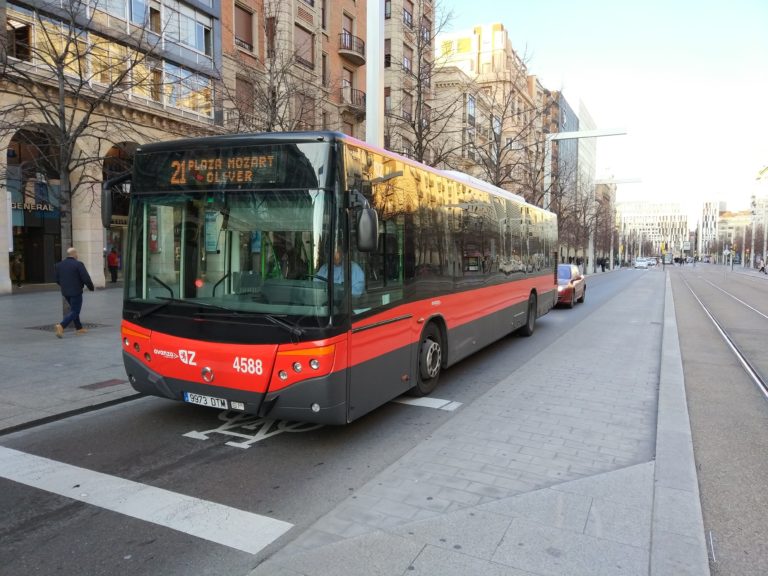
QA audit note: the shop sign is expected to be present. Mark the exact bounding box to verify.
[11,202,55,212]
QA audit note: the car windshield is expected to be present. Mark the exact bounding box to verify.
[557,265,572,279]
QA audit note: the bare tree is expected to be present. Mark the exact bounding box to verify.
[219,1,321,133]
[384,0,465,166]
[462,51,548,199]
[0,0,171,253]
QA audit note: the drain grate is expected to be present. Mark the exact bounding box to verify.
[28,322,111,332]
[80,379,128,390]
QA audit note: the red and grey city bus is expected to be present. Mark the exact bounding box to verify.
[103,131,557,424]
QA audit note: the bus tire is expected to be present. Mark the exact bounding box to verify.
[518,293,537,337]
[409,323,443,396]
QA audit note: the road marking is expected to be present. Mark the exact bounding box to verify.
[184,412,323,449]
[392,396,462,411]
[0,446,292,554]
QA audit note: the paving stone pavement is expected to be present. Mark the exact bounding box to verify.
[0,272,710,575]
[249,271,710,576]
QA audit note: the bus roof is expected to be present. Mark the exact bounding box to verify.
[134,130,550,213]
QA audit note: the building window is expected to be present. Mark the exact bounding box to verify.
[321,0,327,29]
[403,0,413,28]
[6,19,32,61]
[234,5,254,51]
[235,76,254,117]
[295,92,315,129]
[164,62,213,116]
[321,53,329,86]
[133,57,162,101]
[341,67,353,103]
[466,94,476,126]
[384,86,391,113]
[294,24,314,69]
[385,0,391,19]
[402,91,412,122]
[384,38,391,67]
[265,17,276,58]
[164,1,213,56]
[402,137,413,157]
[402,44,412,74]
[420,17,431,44]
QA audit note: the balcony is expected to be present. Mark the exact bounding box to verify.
[340,86,366,118]
[338,33,366,66]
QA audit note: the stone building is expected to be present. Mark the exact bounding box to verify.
[1,0,367,294]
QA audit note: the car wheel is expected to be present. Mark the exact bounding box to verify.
[518,293,537,337]
[578,287,585,303]
[408,323,443,397]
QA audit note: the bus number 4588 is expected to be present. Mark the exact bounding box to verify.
[233,357,263,375]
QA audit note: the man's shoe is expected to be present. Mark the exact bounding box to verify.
[54,324,64,338]
[76,328,88,335]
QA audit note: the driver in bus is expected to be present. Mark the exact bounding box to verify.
[316,246,365,297]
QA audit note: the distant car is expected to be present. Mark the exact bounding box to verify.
[634,258,649,269]
[557,264,586,308]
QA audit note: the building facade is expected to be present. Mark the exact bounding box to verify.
[1,0,368,293]
[616,201,689,263]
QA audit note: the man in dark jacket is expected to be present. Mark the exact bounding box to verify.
[54,247,95,338]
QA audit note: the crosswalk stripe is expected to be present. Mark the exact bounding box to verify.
[0,446,292,554]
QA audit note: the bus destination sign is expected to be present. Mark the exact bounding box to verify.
[169,153,278,186]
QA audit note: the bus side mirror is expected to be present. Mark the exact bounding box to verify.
[357,207,378,252]
[101,183,112,229]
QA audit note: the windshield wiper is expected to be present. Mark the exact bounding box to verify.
[265,314,304,340]
[132,297,232,320]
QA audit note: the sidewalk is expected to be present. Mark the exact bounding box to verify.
[0,273,711,575]
[250,271,710,576]
[0,283,138,434]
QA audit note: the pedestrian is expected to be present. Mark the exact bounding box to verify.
[107,246,119,283]
[11,254,23,288]
[54,247,95,338]
[759,257,766,274]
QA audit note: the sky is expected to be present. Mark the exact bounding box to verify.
[441,0,768,225]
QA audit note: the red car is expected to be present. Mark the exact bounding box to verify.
[557,264,586,308]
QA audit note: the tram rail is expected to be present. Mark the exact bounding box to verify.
[679,269,768,400]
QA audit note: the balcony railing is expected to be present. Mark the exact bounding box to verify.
[341,86,366,110]
[338,32,366,66]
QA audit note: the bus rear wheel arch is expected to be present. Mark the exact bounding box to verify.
[409,321,444,397]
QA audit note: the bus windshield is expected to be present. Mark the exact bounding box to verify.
[124,141,345,322]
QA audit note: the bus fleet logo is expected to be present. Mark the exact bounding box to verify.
[153,348,178,359]
[152,348,197,366]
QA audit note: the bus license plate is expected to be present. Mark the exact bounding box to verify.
[183,392,228,410]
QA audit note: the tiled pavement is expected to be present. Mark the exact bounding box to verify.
[0,270,711,575]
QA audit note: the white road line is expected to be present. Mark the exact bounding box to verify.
[392,396,462,411]
[0,446,292,554]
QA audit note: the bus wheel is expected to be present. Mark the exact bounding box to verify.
[519,294,537,337]
[410,323,442,396]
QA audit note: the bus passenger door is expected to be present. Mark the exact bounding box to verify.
[347,220,413,421]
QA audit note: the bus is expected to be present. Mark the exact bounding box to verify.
[103,131,558,425]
